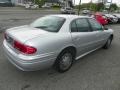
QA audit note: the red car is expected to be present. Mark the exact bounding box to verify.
[93,13,108,25]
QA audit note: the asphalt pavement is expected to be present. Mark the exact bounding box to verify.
[0,7,120,90]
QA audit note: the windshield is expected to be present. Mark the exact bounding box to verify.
[30,16,66,32]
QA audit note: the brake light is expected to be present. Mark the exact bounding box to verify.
[14,40,37,54]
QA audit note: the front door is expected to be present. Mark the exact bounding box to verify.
[88,18,108,47]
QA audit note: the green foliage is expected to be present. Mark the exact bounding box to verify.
[96,3,104,11]
[33,0,47,7]
[52,5,61,8]
[110,3,118,11]
[90,3,97,11]
[75,3,98,11]
[75,3,117,12]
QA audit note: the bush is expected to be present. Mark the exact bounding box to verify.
[52,5,61,8]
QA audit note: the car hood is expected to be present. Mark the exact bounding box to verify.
[6,25,52,43]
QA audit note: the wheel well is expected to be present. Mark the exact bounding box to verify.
[110,34,113,40]
[53,46,77,68]
[60,46,77,58]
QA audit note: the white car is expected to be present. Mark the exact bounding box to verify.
[60,7,75,14]
[3,15,113,72]
[82,10,90,14]
[25,3,39,9]
[104,14,118,23]
[42,4,51,8]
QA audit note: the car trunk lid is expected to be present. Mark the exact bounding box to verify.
[6,25,49,43]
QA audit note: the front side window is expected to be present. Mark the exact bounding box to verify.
[76,18,90,32]
[30,16,66,32]
[88,19,103,31]
[71,21,77,32]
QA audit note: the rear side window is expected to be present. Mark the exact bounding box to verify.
[71,18,90,32]
[88,19,103,31]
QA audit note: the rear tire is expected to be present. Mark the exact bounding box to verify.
[54,50,75,73]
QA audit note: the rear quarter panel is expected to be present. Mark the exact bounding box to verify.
[25,32,74,58]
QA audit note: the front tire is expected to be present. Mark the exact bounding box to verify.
[103,36,113,49]
[54,50,74,73]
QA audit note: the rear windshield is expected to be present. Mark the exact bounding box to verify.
[30,16,66,32]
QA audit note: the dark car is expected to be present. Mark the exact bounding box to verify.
[0,0,13,7]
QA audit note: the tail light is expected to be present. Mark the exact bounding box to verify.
[14,40,37,54]
[4,33,37,54]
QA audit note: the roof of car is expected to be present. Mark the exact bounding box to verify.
[48,14,90,19]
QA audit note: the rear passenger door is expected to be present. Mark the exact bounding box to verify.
[71,18,99,57]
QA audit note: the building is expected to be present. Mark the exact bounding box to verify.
[11,0,30,5]
[97,0,108,4]
[11,0,73,7]
[11,0,59,5]
[59,0,73,7]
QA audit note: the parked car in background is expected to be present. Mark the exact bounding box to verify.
[42,3,51,8]
[104,14,118,24]
[102,10,108,13]
[82,10,90,14]
[92,13,108,25]
[60,7,75,14]
[3,15,113,73]
[25,2,39,9]
[113,14,120,23]
[114,10,120,13]
[0,0,13,7]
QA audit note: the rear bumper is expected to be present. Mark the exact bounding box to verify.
[3,40,56,71]
[61,11,75,14]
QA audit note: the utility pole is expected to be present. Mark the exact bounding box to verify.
[34,0,35,4]
[90,0,92,11]
[74,0,75,6]
[78,0,81,15]
[108,0,112,13]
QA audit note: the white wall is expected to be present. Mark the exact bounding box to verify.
[11,0,24,5]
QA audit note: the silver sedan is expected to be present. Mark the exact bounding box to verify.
[3,15,113,72]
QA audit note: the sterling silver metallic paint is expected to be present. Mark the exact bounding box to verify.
[3,15,113,71]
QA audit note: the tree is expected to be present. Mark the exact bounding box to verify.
[75,2,105,12]
[110,3,118,11]
[90,3,97,11]
[96,3,104,11]
[33,0,47,7]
